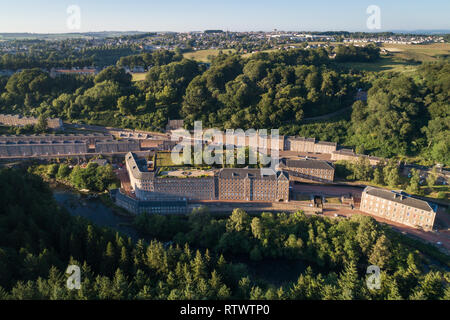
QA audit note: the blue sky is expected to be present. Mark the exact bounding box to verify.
[0,0,449,33]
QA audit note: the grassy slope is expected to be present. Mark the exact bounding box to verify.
[342,43,450,73]
[131,72,147,82]
[183,49,236,63]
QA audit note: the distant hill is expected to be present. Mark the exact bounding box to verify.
[388,29,450,35]
[0,31,147,40]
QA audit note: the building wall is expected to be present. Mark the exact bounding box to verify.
[331,151,381,166]
[283,166,334,183]
[212,132,284,151]
[218,176,289,202]
[95,140,141,153]
[0,141,88,157]
[315,142,338,154]
[360,190,436,231]
[131,176,215,201]
[0,133,112,144]
[153,177,215,200]
[112,189,188,215]
[125,154,154,197]
[126,154,289,202]
[0,114,63,129]
[285,137,337,154]
[125,152,215,201]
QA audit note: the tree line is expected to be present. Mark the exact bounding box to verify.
[0,47,448,165]
[29,162,120,192]
[0,168,448,300]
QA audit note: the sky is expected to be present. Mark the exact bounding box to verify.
[0,0,449,33]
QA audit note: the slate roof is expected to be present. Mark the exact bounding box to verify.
[363,186,434,212]
[281,158,334,170]
[218,168,288,180]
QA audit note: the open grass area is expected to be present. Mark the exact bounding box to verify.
[131,72,147,82]
[338,56,419,73]
[155,151,178,167]
[241,48,279,58]
[183,49,236,62]
[382,43,450,62]
[325,197,342,204]
[421,185,449,202]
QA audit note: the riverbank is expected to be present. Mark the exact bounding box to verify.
[45,176,135,218]
[53,188,141,241]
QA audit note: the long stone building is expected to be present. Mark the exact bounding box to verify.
[360,186,437,231]
[125,152,215,200]
[168,129,388,168]
[110,189,188,215]
[206,131,337,154]
[95,139,141,153]
[0,114,63,130]
[331,149,382,165]
[217,168,289,202]
[0,135,141,158]
[284,136,337,154]
[0,133,112,145]
[279,158,335,183]
[0,140,88,157]
[124,152,289,203]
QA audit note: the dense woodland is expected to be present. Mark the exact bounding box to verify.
[0,43,141,69]
[0,168,448,300]
[0,45,448,165]
[30,162,120,192]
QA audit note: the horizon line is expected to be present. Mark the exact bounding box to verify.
[1,29,450,35]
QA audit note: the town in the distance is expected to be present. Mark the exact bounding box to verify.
[0,25,449,302]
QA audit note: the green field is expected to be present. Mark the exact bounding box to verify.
[183,49,236,62]
[335,43,450,73]
[382,43,450,62]
[155,151,177,167]
[338,56,419,73]
[131,72,147,82]
[241,48,279,58]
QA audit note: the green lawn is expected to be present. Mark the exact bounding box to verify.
[183,49,236,63]
[131,72,147,82]
[156,152,178,167]
[382,43,450,62]
[337,56,419,73]
[325,197,342,204]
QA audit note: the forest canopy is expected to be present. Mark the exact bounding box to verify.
[0,47,448,164]
[0,169,448,300]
